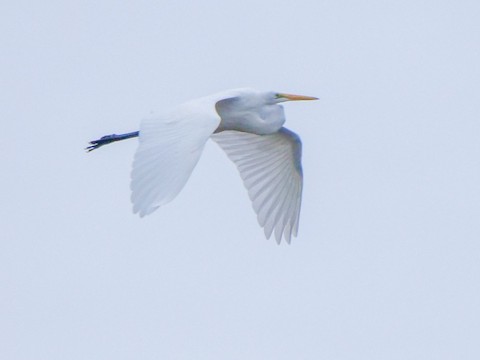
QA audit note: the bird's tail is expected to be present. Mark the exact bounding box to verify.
[86,131,139,152]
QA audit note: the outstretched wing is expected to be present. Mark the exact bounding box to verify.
[131,104,221,217]
[212,127,303,244]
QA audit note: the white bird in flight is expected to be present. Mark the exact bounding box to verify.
[87,88,318,243]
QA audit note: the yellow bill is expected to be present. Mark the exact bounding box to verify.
[278,93,318,101]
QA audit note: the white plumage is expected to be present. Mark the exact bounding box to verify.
[88,88,317,244]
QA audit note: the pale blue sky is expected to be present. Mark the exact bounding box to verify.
[1,1,479,359]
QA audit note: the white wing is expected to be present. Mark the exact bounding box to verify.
[212,127,303,244]
[131,103,221,217]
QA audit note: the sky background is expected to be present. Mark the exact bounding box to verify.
[1,1,479,359]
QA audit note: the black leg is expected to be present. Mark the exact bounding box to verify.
[86,131,139,152]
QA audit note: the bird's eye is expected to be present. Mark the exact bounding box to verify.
[275,93,282,99]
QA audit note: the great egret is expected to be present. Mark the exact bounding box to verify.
[87,88,318,243]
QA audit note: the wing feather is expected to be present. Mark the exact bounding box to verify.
[131,104,221,217]
[212,127,303,244]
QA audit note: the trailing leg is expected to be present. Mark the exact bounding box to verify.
[86,131,139,152]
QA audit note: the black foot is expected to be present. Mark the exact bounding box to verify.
[86,134,119,152]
